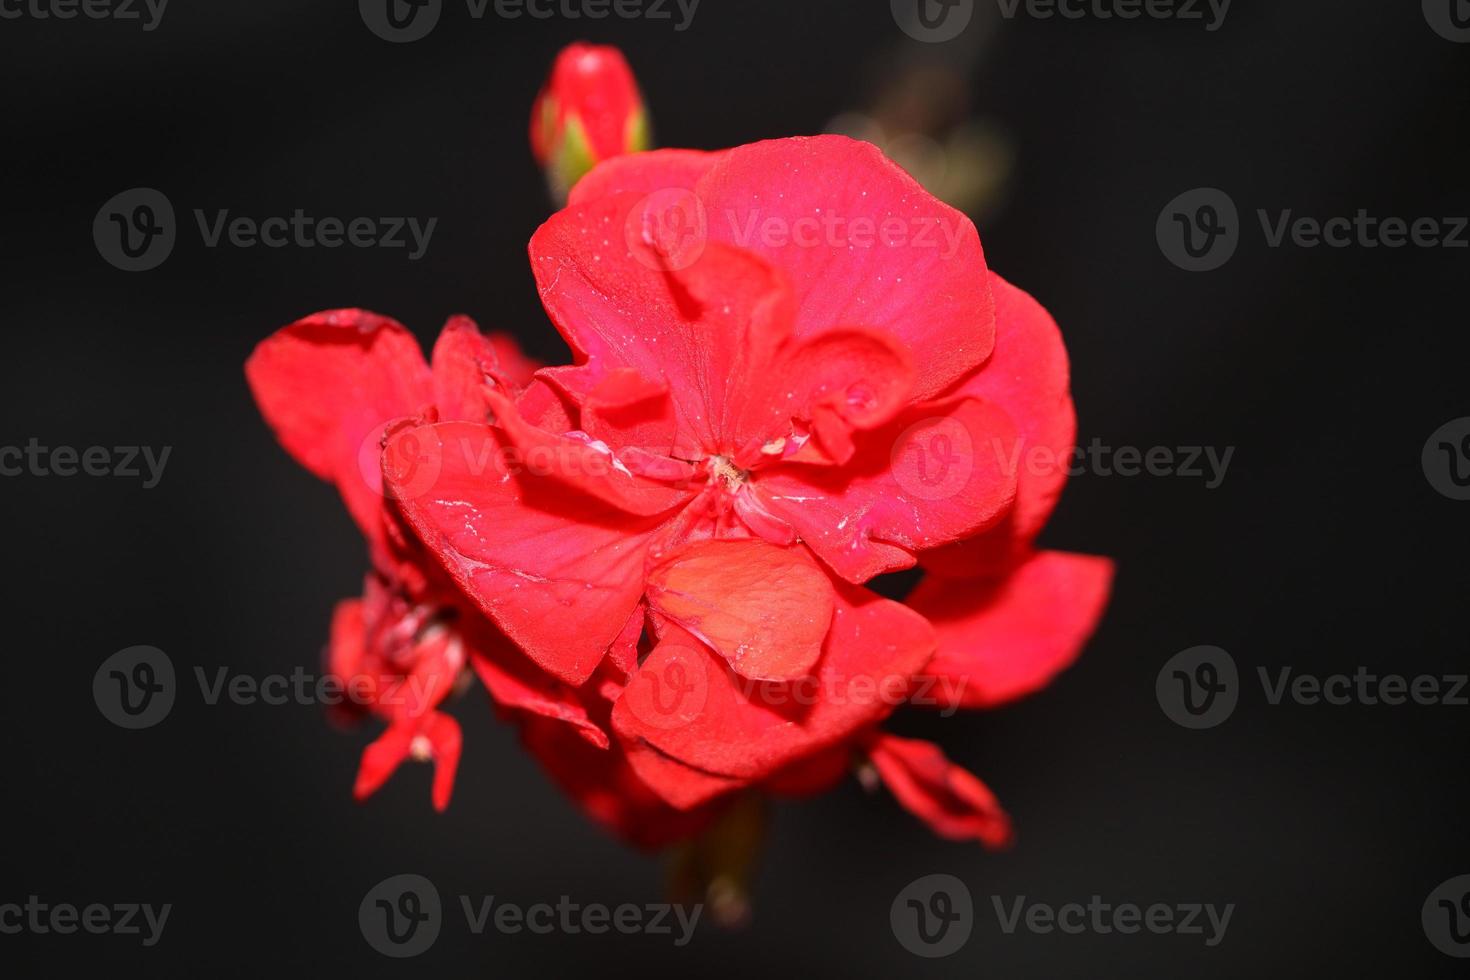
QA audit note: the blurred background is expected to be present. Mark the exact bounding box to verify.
[2,0,1468,975]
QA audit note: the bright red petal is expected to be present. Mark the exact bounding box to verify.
[922,272,1077,574]
[866,733,1012,846]
[430,315,505,422]
[353,710,462,812]
[382,420,665,686]
[646,539,836,681]
[532,192,797,456]
[245,309,431,546]
[612,585,934,779]
[696,135,994,399]
[483,384,693,518]
[752,398,1019,584]
[909,550,1114,709]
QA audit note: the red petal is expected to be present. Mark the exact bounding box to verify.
[532,189,798,457]
[353,723,409,803]
[382,420,664,685]
[752,398,1019,584]
[245,309,431,546]
[726,325,914,469]
[910,550,1114,709]
[866,733,1012,846]
[430,315,506,422]
[327,598,368,693]
[923,272,1077,574]
[482,384,692,518]
[424,711,463,812]
[620,736,748,810]
[612,584,934,779]
[695,135,994,399]
[646,539,835,681]
[486,333,543,390]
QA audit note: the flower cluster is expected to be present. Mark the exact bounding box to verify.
[245,52,1111,854]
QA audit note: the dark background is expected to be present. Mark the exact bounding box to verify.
[2,0,1467,976]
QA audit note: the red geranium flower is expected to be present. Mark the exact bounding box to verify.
[370,134,1112,840]
[246,41,1112,853]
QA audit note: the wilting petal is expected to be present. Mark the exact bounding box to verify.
[353,710,462,812]
[866,733,1012,846]
[696,135,994,399]
[752,398,1018,584]
[910,550,1114,708]
[382,420,665,686]
[923,272,1077,574]
[245,308,431,546]
[612,585,934,779]
[646,539,836,681]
